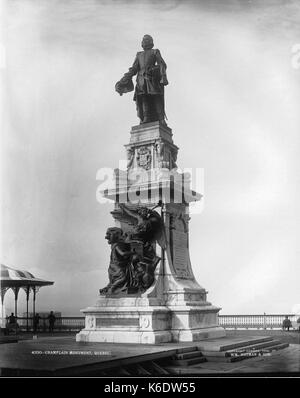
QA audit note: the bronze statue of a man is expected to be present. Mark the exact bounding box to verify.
[115,35,169,124]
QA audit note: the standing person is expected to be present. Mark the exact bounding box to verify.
[282,316,292,331]
[8,312,16,325]
[6,313,19,334]
[47,311,56,333]
[33,313,41,333]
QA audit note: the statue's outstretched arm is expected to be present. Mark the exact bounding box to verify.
[125,54,139,78]
[115,55,138,95]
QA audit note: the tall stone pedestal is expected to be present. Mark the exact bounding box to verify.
[75,297,172,344]
[76,122,225,343]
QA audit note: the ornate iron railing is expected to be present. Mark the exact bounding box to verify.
[1,316,85,332]
[218,314,299,329]
[1,314,300,332]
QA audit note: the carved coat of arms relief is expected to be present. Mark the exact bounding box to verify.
[136,146,152,170]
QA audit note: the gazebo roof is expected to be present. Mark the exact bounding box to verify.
[0,264,54,289]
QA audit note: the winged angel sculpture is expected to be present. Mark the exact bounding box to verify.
[100,203,166,296]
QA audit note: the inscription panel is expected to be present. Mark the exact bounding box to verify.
[96,318,139,328]
[172,218,192,279]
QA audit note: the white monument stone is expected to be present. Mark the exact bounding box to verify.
[76,122,225,343]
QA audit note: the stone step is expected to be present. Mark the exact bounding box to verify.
[264,342,289,351]
[171,356,207,366]
[175,351,204,360]
[217,337,274,352]
[205,355,250,363]
[201,350,231,358]
[202,339,288,357]
[204,336,274,352]
[175,346,199,354]
[227,339,282,354]
[227,342,289,360]
[202,341,289,362]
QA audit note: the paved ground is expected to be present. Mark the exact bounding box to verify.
[229,344,300,374]
[166,345,300,375]
[166,330,300,375]
[0,332,299,376]
[6,329,300,344]
[0,335,181,375]
[225,329,300,346]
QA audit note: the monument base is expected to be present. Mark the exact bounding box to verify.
[76,297,225,344]
[76,121,226,344]
[76,297,172,344]
[76,329,172,344]
[169,304,226,342]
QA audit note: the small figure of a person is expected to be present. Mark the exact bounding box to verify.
[47,311,56,333]
[33,313,41,333]
[8,312,16,325]
[6,313,19,334]
[282,316,292,331]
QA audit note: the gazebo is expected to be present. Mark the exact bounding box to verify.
[0,264,54,329]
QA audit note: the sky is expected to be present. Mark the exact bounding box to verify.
[1,0,300,316]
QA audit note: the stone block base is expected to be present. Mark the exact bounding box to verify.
[76,330,172,344]
[168,304,226,342]
[76,299,225,344]
[75,300,173,344]
[171,326,226,342]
